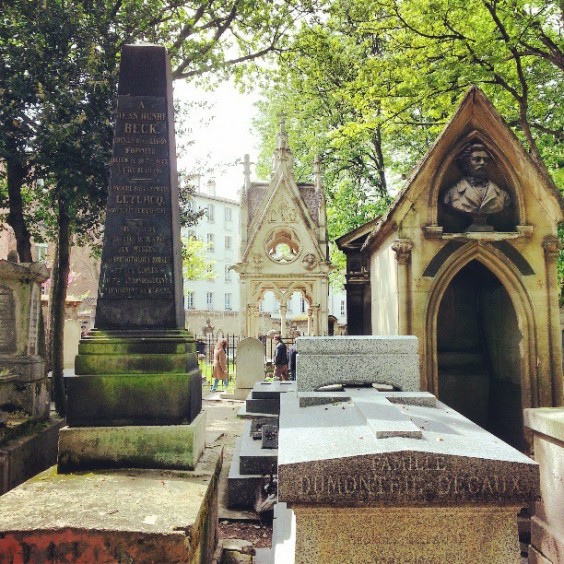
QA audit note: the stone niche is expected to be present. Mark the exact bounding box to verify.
[0,260,49,420]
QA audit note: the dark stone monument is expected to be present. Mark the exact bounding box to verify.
[261,424,278,449]
[61,45,203,471]
[95,46,184,330]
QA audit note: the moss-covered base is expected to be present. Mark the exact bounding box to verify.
[58,412,206,472]
[0,446,222,564]
[67,330,202,426]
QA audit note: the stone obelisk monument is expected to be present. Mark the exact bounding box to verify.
[59,45,204,471]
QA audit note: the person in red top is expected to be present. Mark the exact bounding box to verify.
[211,338,228,392]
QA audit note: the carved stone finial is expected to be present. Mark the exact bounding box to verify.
[392,239,414,265]
[313,155,323,193]
[272,116,294,174]
[542,235,560,261]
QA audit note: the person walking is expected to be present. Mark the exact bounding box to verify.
[273,334,289,381]
[288,331,300,380]
[211,338,228,392]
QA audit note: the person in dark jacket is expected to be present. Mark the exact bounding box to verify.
[288,331,300,380]
[273,334,289,381]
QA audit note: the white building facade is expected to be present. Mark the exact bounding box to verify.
[183,181,241,318]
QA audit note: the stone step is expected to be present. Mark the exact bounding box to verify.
[245,397,280,415]
[251,381,296,399]
[227,437,264,510]
[254,547,273,564]
[271,502,295,564]
[239,428,278,475]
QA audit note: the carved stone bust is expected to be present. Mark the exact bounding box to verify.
[443,142,511,231]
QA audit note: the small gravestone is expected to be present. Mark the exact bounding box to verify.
[251,417,278,440]
[234,337,264,400]
[261,424,278,449]
[0,261,49,420]
[60,45,204,473]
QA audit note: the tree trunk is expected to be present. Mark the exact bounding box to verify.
[50,199,71,416]
[6,157,33,262]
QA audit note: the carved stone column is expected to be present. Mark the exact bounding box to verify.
[392,239,414,335]
[307,307,313,336]
[542,235,563,405]
[310,304,320,336]
[279,304,288,339]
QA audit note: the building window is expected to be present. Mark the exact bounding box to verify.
[225,207,232,222]
[225,293,232,311]
[206,292,213,310]
[340,300,346,316]
[225,235,232,250]
[206,233,215,252]
[186,291,195,309]
[300,297,306,314]
[207,265,215,279]
[206,204,215,222]
[225,266,232,282]
[34,243,48,263]
[187,230,196,240]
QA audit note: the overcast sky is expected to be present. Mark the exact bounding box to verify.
[174,80,260,201]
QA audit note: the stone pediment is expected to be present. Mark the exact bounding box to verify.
[239,125,328,274]
[243,174,324,267]
[363,86,564,252]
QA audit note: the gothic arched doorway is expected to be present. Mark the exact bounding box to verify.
[436,260,524,450]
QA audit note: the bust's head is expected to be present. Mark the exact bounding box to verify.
[456,142,491,183]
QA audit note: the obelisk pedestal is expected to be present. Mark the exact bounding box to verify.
[59,45,204,472]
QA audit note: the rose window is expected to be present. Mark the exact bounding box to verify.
[266,228,300,264]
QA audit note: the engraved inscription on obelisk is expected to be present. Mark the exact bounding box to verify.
[0,286,16,354]
[95,45,184,330]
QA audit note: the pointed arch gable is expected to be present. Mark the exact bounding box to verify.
[243,170,323,264]
[423,242,538,411]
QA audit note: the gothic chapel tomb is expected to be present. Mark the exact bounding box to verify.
[234,120,331,338]
[350,87,563,452]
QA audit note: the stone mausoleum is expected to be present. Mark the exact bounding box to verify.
[339,87,563,451]
[234,121,331,338]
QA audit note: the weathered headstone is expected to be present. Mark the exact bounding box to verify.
[274,386,540,563]
[296,336,420,392]
[261,424,278,449]
[60,45,203,472]
[0,260,49,419]
[234,337,264,400]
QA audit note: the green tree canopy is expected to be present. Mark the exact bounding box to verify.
[254,0,563,231]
